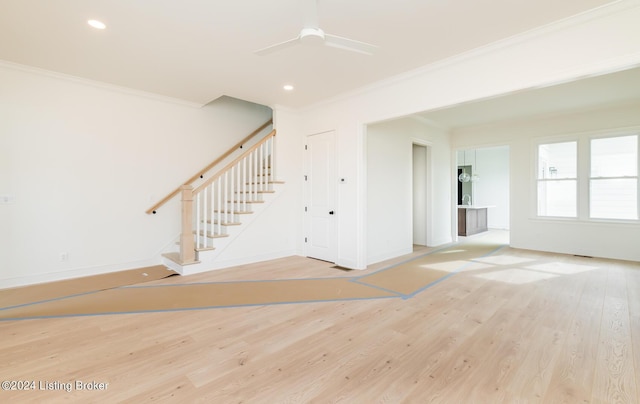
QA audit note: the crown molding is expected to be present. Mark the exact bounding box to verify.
[0,59,204,108]
[408,115,451,131]
[302,0,640,113]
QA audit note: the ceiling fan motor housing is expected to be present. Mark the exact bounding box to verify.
[300,27,325,45]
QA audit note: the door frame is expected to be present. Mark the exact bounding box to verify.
[453,144,511,242]
[412,143,428,246]
[304,130,338,263]
[411,139,433,247]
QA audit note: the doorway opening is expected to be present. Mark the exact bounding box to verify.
[455,146,510,242]
[413,143,428,246]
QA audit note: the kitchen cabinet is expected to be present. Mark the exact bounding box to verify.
[458,206,489,236]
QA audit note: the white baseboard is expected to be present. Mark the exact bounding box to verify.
[367,247,414,267]
[335,258,363,270]
[179,249,298,276]
[0,257,162,289]
[430,237,453,247]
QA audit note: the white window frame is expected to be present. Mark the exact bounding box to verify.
[534,128,640,224]
[535,140,578,219]
[587,132,639,221]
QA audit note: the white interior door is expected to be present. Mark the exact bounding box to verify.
[306,131,337,263]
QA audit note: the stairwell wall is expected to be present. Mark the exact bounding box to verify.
[0,63,271,287]
[196,106,304,269]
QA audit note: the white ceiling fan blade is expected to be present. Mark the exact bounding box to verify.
[255,37,300,56]
[255,0,378,57]
[324,33,377,56]
[303,0,319,28]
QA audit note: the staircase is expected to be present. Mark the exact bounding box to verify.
[149,121,283,275]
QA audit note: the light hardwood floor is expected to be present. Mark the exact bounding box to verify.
[1,237,639,403]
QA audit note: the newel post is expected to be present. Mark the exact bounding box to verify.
[179,185,197,264]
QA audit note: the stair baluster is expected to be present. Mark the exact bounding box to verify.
[178,130,276,264]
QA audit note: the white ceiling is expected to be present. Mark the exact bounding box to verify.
[0,0,620,109]
[419,65,640,130]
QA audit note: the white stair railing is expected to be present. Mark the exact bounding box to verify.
[147,119,272,215]
[178,130,276,263]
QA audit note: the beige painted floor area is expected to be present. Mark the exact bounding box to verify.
[0,231,508,321]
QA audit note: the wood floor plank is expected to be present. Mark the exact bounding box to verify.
[625,262,640,404]
[543,264,607,404]
[592,265,638,404]
[1,232,640,403]
[402,275,538,402]
[500,256,595,402]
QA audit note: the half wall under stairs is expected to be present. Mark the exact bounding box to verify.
[148,121,284,276]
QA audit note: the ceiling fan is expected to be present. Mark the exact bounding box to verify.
[255,0,378,56]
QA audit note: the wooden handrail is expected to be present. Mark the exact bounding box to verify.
[193,129,276,194]
[146,119,273,214]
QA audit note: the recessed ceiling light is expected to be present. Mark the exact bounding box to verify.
[88,19,106,30]
[283,84,294,91]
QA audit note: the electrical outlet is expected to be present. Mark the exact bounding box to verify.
[0,195,15,204]
[60,252,69,262]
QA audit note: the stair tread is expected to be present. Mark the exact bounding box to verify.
[213,210,253,214]
[228,200,264,203]
[194,230,230,238]
[162,252,200,266]
[245,180,285,185]
[205,220,242,226]
[234,190,275,194]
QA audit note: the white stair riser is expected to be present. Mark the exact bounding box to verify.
[162,183,283,275]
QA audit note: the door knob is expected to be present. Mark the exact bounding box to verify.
[329,211,334,215]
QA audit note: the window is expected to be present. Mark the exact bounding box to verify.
[590,135,638,220]
[535,132,640,222]
[537,141,577,217]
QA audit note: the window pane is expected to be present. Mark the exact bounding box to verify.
[591,135,637,177]
[538,180,576,217]
[538,142,577,179]
[590,179,638,220]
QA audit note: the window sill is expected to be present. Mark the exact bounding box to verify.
[530,216,640,227]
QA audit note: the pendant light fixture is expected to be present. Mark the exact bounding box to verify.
[459,150,470,182]
[471,149,480,182]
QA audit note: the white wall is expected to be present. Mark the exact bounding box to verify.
[0,64,272,287]
[4,1,639,283]
[205,106,304,268]
[453,102,640,261]
[291,1,640,268]
[475,147,510,229]
[366,117,451,264]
